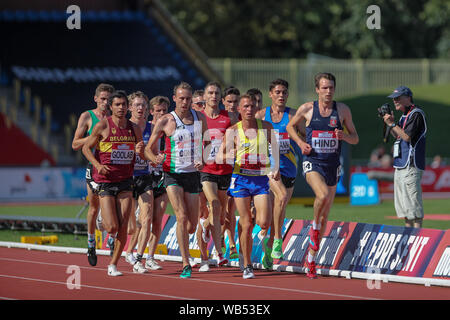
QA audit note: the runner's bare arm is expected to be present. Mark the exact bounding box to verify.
[263,121,280,180]
[81,120,110,175]
[286,103,313,155]
[336,103,359,145]
[72,111,91,150]
[144,115,169,163]
[217,125,237,166]
[132,123,145,159]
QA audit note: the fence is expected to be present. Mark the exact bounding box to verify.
[209,58,450,107]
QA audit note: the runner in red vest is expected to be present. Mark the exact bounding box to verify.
[82,90,145,276]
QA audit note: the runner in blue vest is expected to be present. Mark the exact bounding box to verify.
[383,86,427,228]
[255,79,300,269]
[287,73,359,279]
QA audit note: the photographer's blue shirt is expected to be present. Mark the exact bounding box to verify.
[393,106,427,170]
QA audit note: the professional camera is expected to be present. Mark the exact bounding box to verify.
[377,103,392,118]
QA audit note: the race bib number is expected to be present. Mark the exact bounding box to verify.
[311,130,338,154]
[134,154,149,171]
[111,143,135,164]
[206,138,222,162]
[277,132,291,154]
[303,161,312,173]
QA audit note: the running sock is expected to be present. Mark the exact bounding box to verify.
[312,221,321,231]
[87,233,96,248]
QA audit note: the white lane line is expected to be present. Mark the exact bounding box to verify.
[0,274,195,300]
[0,257,381,300]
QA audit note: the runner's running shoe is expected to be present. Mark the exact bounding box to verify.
[87,247,97,266]
[305,259,318,279]
[243,265,255,279]
[261,237,273,270]
[180,265,192,278]
[229,245,239,260]
[271,238,283,259]
[133,261,148,274]
[125,253,136,265]
[145,257,162,270]
[199,260,210,272]
[107,264,123,277]
[217,254,229,266]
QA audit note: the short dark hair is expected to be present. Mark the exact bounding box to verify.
[108,90,128,107]
[247,88,262,97]
[314,72,336,88]
[269,79,289,91]
[223,86,240,97]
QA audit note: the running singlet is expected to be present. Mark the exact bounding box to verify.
[87,110,100,136]
[264,106,298,178]
[133,122,152,176]
[93,116,137,183]
[201,109,233,175]
[233,120,270,176]
[304,101,342,166]
[163,110,202,173]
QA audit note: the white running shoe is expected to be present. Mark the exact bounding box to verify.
[125,253,137,266]
[145,257,162,270]
[199,260,210,272]
[107,264,123,277]
[243,265,255,279]
[133,262,148,274]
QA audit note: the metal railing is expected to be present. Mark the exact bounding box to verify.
[210,58,450,107]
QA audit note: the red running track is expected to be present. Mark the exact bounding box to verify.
[0,247,449,301]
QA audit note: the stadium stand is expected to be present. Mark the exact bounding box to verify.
[0,1,223,165]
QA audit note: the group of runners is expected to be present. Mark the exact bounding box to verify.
[72,72,359,279]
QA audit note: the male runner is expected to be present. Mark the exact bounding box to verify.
[145,82,208,278]
[72,83,114,266]
[286,73,359,279]
[82,90,145,276]
[123,91,153,274]
[198,82,235,269]
[219,94,279,279]
[255,79,299,269]
[192,90,205,112]
[145,96,170,271]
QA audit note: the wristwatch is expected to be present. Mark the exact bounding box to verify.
[389,123,396,128]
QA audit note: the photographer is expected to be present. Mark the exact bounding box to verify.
[382,86,427,228]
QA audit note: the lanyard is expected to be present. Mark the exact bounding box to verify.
[401,105,415,130]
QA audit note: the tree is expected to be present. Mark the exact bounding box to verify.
[161,0,450,59]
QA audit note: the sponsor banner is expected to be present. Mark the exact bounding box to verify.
[0,167,86,201]
[422,230,450,279]
[279,220,357,269]
[159,215,292,263]
[351,166,450,194]
[338,224,444,277]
